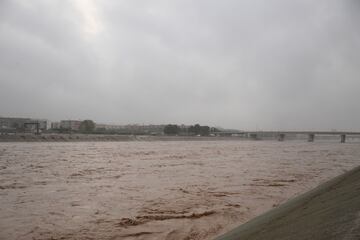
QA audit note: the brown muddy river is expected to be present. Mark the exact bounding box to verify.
[0,140,359,240]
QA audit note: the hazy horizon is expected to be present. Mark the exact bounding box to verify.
[1,0,360,131]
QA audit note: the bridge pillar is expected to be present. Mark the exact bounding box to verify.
[278,133,285,141]
[340,134,346,143]
[308,134,315,142]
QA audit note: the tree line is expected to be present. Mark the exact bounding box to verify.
[164,124,218,136]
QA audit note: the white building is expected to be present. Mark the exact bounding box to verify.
[60,120,82,131]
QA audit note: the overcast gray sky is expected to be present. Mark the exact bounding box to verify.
[0,0,359,130]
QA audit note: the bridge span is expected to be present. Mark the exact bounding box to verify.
[214,131,360,143]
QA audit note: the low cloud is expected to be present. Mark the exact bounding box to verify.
[1,0,359,130]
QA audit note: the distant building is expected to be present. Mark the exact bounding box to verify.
[0,117,48,132]
[31,119,48,130]
[0,117,30,130]
[60,120,82,131]
[51,122,61,129]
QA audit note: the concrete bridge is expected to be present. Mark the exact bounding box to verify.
[214,131,360,143]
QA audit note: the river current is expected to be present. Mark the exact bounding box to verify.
[0,140,359,239]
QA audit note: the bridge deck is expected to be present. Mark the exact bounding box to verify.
[215,131,360,135]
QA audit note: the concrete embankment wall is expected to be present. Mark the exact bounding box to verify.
[215,165,360,240]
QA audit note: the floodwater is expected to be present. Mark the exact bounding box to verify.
[0,140,359,240]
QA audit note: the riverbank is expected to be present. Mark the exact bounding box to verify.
[215,165,360,240]
[0,134,244,142]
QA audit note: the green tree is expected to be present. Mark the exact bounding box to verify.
[79,120,95,133]
[188,125,195,135]
[164,124,179,135]
[194,124,201,135]
[200,126,210,136]
[188,124,210,136]
[210,127,219,132]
